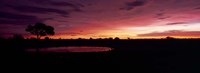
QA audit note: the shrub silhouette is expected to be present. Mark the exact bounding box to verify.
[25,23,55,39]
[13,34,24,40]
[114,37,120,40]
[166,36,175,39]
[44,37,50,40]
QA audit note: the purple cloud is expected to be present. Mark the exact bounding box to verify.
[120,0,147,10]
[154,12,171,20]
[7,5,69,16]
[29,0,83,11]
[0,11,42,25]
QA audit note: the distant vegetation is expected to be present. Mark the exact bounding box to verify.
[12,34,24,40]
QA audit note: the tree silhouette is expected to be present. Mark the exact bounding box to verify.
[25,23,55,39]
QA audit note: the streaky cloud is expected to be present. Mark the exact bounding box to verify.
[165,22,187,25]
[29,0,83,11]
[7,5,69,16]
[0,11,42,25]
[138,30,200,37]
[0,11,38,20]
[120,0,147,10]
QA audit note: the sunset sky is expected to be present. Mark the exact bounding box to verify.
[0,0,200,39]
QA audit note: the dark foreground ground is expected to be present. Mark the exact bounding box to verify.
[1,39,200,73]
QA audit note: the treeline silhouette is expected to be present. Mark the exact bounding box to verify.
[1,36,200,51]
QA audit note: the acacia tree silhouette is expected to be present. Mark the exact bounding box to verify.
[25,23,55,39]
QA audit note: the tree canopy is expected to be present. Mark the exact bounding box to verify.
[25,23,55,39]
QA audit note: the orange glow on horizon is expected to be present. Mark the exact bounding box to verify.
[25,35,200,39]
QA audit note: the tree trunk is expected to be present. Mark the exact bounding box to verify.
[37,35,39,39]
[36,35,40,55]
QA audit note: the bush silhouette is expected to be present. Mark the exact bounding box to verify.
[44,37,50,40]
[25,23,55,39]
[13,34,24,40]
[114,37,120,40]
[166,36,175,39]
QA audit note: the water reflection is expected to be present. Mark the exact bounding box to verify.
[26,46,112,52]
